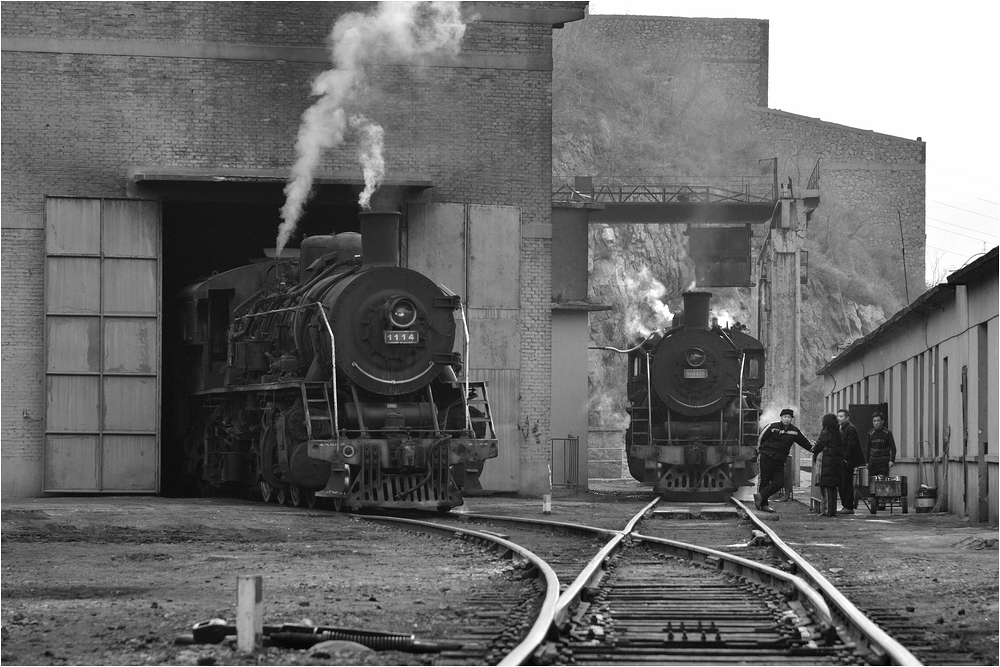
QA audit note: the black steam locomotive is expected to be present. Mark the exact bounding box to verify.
[176,211,497,511]
[625,291,763,501]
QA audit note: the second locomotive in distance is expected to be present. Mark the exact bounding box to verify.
[625,291,763,501]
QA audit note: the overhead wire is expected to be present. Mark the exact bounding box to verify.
[925,216,999,238]
[930,200,999,220]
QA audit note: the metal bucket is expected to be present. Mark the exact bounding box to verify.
[856,465,869,487]
[915,487,937,513]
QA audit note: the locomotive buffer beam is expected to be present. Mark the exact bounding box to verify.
[307,438,497,466]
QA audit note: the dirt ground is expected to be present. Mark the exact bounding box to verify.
[0,497,529,666]
[2,485,998,666]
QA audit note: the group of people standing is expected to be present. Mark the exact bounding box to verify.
[753,408,897,516]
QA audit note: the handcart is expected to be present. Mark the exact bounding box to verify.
[861,475,908,514]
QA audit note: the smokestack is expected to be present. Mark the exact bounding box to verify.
[359,210,400,267]
[682,291,712,329]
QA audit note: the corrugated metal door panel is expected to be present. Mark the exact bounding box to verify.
[44,197,161,493]
[44,435,100,491]
[475,369,520,491]
[46,198,101,255]
[46,376,101,432]
[468,318,520,370]
[46,317,101,373]
[102,435,157,491]
[103,259,157,314]
[406,203,466,300]
[46,257,102,314]
[102,200,159,257]
[467,205,520,309]
[103,377,158,431]
[104,319,157,374]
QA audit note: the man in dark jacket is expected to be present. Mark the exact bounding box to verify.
[836,409,865,514]
[754,408,814,513]
[866,412,897,477]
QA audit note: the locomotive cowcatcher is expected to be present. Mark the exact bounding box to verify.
[625,291,763,501]
[176,210,497,511]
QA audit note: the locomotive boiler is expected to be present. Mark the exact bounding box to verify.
[625,291,763,501]
[176,210,497,511]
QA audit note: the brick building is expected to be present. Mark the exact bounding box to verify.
[1,1,588,497]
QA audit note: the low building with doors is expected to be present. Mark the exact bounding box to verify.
[817,248,998,524]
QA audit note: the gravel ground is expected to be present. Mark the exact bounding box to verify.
[2,480,996,666]
[0,498,529,666]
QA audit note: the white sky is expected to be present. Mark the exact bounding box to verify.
[587,0,1000,284]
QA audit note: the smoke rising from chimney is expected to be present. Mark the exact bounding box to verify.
[277,1,466,256]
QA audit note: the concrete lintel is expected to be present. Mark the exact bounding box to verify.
[466,5,587,26]
[551,301,613,312]
[1,36,554,71]
[128,166,434,188]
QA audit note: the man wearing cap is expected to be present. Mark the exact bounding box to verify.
[754,409,814,513]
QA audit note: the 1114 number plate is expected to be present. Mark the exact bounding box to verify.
[384,331,419,344]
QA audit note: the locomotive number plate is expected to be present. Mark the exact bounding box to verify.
[684,369,709,379]
[384,331,419,344]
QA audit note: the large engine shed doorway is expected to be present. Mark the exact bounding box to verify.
[159,185,361,496]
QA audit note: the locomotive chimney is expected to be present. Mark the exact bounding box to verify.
[358,210,401,267]
[682,291,712,329]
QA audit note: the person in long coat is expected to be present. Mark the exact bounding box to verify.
[813,413,844,517]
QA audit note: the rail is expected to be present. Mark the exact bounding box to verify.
[352,515,561,667]
[732,498,924,665]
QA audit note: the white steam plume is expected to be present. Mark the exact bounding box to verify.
[350,115,385,210]
[713,308,734,329]
[622,266,674,337]
[277,1,466,256]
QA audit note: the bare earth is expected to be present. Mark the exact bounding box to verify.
[1,487,997,666]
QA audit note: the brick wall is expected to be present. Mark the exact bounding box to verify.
[0,226,46,495]
[1,1,585,496]
[520,235,552,484]
[752,108,926,291]
[557,14,769,107]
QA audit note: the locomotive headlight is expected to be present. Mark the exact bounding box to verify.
[388,298,418,328]
[685,347,706,366]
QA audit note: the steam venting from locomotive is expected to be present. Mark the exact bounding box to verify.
[277,1,466,256]
[623,267,674,337]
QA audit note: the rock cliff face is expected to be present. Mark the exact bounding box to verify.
[552,17,910,434]
[582,221,891,435]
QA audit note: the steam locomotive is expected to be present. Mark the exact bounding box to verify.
[625,291,763,501]
[176,211,497,511]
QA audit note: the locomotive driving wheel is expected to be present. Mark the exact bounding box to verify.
[289,484,314,508]
[257,422,290,503]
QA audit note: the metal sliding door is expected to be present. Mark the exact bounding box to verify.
[44,197,161,492]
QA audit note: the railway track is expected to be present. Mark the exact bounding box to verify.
[354,498,922,666]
